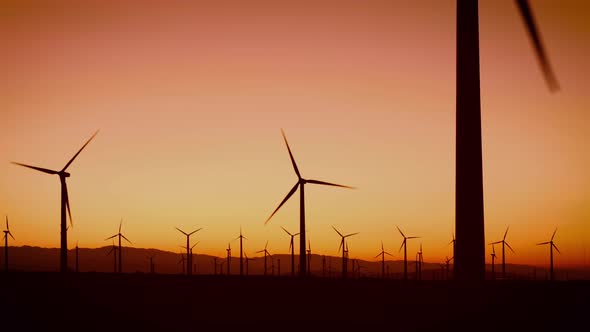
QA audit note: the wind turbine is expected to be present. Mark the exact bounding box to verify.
[190,242,199,274]
[489,243,497,280]
[3,216,15,272]
[332,226,359,279]
[226,243,232,275]
[281,226,300,277]
[454,0,560,281]
[448,233,456,261]
[107,241,118,273]
[537,228,561,281]
[175,227,201,276]
[397,226,420,281]
[445,256,454,280]
[147,253,156,274]
[178,253,186,274]
[417,243,424,281]
[256,241,271,276]
[490,227,514,279]
[375,241,393,279]
[234,227,247,276]
[244,252,250,276]
[265,129,355,277]
[12,131,98,272]
[105,219,131,273]
[75,242,79,273]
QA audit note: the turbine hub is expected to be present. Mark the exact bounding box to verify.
[60,172,71,178]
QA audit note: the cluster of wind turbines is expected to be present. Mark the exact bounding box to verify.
[5,128,563,280]
[6,0,561,282]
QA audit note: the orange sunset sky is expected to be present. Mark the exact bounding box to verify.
[1,0,588,267]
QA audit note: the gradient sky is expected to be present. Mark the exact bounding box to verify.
[1,0,588,267]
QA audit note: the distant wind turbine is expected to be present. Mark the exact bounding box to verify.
[489,243,497,280]
[12,131,98,272]
[226,243,232,275]
[332,226,359,279]
[397,226,420,281]
[176,227,201,276]
[107,241,118,273]
[190,242,199,274]
[417,243,424,281]
[537,228,561,281]
[3,216,15,272]
[105,219,131,273]
[306,240,312,276]
[256,241,271,276]
[234,227,247,276]
[489,227,514,279]
[454,0,559,281]
[375,241,393,279]
[265,129,355,277]
[75,242,79,273]
[147,253,156,274]
[281,226,300,277]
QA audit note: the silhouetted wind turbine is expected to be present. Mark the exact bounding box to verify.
[375,241,393,279]
[234,227,247,276]
[454,0,559,281]
[148,253,156,274]
[178,253,186,274]
[489,243,497,280]
[448,233,456,261]
[332,226,359,279]
[12,131,98,272]
[75,242,79,273]
[3,216,15,272]
[244,252,250,276]
[256,241,271,276]
[107,241,118,273]
[537,228,561,281]
[490,227,514,279]
[397,226,419,281]
[105,219,131,273]
[265,129,355,277]
[226,243,232,275]
[417,243,424,281]
[176,227,201,276]
[281,226,300,277]
[445,256,454,280]
[190,242,199,274]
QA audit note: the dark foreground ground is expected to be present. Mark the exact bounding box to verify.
[1,272,588,331]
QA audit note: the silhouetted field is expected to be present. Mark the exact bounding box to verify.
[1,272,587,331]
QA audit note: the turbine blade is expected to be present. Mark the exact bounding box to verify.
[281,226,292,236]
[280,129,301,178]
[338,239,343,253]
[11,162,58,175]
[175,227,188,236]
[5,216,8,231]
[381,240,384,251]
[265,182,299,224]
[407,236,420,239]
[374,252,381,258]
[306,179,355,189]
[288,240,292,252]
[398,240,404,253]
[64,183,73,227]
[119,219,122,233]
[344,232,359,238]
[515,0,560,92]
[8,232,15,240]
[121,234,132,244]
[537,242,550,245]
[105,234,117,241]
[188,228,202,236]
[505,242,515,253]
[503,227,509,241]
[551,228,557,241]
[332,226,343,237]
[385,252,393,257]
[61,130,99,172]
[396,226,405,239]
[553,243,561,254]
